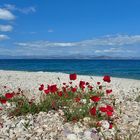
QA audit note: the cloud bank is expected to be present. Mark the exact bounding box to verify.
[15,34,140,48]
[0,34,139,57]
[9,34,138,57]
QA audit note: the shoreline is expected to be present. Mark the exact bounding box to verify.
[0,69,140,81]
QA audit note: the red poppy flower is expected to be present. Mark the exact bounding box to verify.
[0,99,7,104]
[66,85,69,88]
[86,82,89,85]
[99,105,114,116]
[50,85,57,93]
[99,107,107,112]
[90,107,96,116]
[106,111,113,116]
[69,73,77,80]
[72,117,78,123]
[5,93,14,99]
[62,87,67,93]
[97,82,100,85]
[57,91,63,97]
[88,85,93,91]
[63,83,66,85]
[103,76,111,83]
[44,89,50,94]
[90,96,100,102]
[75,97,81,102]
[71,87,77,93]
[79,81,85,89]
[39,84,44,91]
[96,121,101,127]
[109,123,113,129]
[106,105,114,112]
[0,107,2,110]
[106,89,112,94]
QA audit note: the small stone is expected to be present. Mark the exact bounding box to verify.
[132,120,139,126]
[36,128,43,133]
[67,133,78,140]
[73,125,82,134]
[17,138,25,140]
[84,130,92,140]
[100,120,110,130]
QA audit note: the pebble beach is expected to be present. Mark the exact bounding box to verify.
[0,70,140,140]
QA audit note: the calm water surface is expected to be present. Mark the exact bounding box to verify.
[0,59,140,80]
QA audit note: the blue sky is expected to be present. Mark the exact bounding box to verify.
[0,0,140,58]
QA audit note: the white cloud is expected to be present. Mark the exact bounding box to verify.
[95,48,123,53]
[76,35,140,46]
[0,34,9,41]
[0,8,15,20]
[95,48,133,53]
[15,34,140,49]
[0,25,13,32]
[4,4,36,14]
[15,41,75,48]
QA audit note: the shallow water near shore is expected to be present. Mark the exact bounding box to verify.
[0,59,140,80]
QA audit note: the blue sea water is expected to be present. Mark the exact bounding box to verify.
[0,59,140,80]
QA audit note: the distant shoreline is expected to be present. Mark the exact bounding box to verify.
[0,58,140,60]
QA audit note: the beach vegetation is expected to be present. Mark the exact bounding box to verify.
[0,74,118,139]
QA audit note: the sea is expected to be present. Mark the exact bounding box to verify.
[0,59,140,80]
